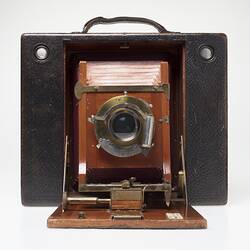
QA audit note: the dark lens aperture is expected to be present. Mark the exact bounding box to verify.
[111,112,139,141]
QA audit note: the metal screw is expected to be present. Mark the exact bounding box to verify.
[121,180,130,189]
[78,211,85,219]
[96,138,103,149]
[88,115,95,124]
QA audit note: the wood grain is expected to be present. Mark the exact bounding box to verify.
[78,62,87,185]
[161,62,171,182]
[77,60,171,185]
[47,203,207,229]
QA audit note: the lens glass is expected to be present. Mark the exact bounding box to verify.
[111,112,139,141]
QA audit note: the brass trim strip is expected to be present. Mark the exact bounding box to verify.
[74,82,169,100]
[111,214,143,220]
[79,182,171,192]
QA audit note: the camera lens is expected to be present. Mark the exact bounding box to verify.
[111,112,139,141]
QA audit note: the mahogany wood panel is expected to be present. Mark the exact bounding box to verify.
[76,61,171,185]
[81,92,168,183]
[77,62,87,185]
[47,203,207,229]
[161,62,171,182]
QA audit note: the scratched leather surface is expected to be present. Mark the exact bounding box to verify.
[21,33,227,206]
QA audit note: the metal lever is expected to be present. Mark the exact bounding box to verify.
[62,135,68,212]
[180,135,188,211]
[66,195,110,205]
[142,115,155,148]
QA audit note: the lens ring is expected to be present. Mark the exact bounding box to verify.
[94,95,153,157]
[109,109,141,142]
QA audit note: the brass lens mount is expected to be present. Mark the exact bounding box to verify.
[92,94,154,157]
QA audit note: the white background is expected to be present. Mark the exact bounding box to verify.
[0,0,250,249]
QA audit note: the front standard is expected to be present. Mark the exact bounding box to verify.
[21,17,227,229]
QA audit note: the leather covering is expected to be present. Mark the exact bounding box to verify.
[21,33,227,205]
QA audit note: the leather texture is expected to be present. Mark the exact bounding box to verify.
[21,35,64,205]
[185,34,227,205]
[21,32,227,206]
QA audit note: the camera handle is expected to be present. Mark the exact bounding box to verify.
[82,16,169,33]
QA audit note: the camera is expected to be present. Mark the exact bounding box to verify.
[21,17,227,229]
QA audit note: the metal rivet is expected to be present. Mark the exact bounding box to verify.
[199,46,214,60]
[35,45,49,60]
[78,211,85,219]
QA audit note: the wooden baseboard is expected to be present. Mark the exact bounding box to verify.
[47,203,207,229]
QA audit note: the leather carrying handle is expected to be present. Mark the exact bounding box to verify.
[82,16,169,33]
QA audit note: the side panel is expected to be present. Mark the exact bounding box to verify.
[185,34,227,205]
[21,35,64,205]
